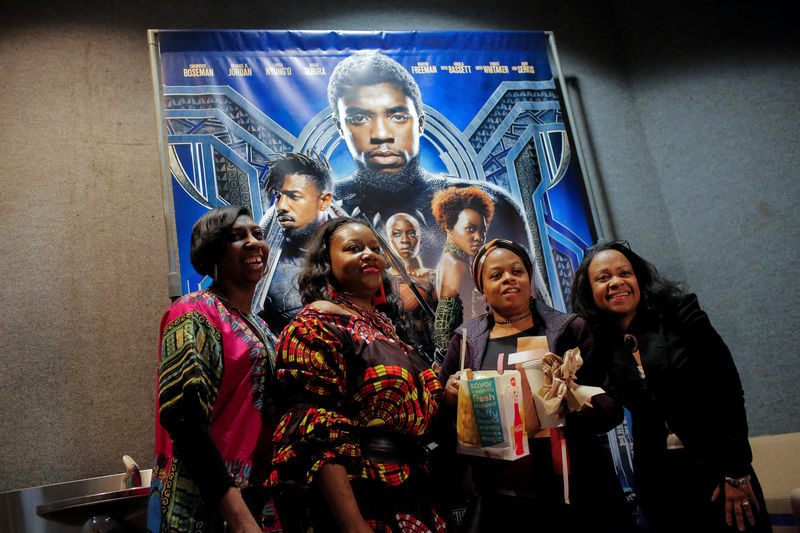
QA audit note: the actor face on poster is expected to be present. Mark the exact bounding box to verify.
[385,212,434,287]
[335,82,424,175]
[257,153,333,333]
[329,52,426,184]
[268,153,333,242]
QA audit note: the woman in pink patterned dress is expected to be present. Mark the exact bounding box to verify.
[148,206,281,533]
[268,217,447,533]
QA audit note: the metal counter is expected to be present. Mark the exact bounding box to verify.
[0,469,151,532]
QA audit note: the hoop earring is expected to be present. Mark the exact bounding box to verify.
[326,281,339,301]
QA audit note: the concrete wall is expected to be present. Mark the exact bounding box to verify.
[1,0,797,491]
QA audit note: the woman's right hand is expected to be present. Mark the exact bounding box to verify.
[217,486,262,533]
[444,370,464,406]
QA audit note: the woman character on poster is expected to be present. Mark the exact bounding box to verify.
[385,211,438,363]
[431,186,493,350]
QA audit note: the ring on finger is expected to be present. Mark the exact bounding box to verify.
[741,502,751,508]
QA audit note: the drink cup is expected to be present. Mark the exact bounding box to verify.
[522,359,563,429]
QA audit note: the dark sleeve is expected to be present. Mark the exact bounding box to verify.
[564,316,623,433]
[168,418,235,505]
[438,329,465,383]
[673,294,752,477]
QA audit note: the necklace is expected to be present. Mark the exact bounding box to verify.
[444,241,471,263]
[333,292,409,350]
[495,311,532,325]
[207,285,254,315]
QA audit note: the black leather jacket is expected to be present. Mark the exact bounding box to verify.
[602,293,752,479]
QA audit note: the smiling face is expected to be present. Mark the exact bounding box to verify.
[388,214,419,259]
[216,215,269,287]
[275,173,331,235]
[335,82,423,174]
[587,249,641,329]
[449,209,487,256]
[329,222,386,301]
[480,248,532,317]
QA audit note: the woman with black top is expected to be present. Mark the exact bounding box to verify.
[438,239,635,532]
[571,240,771,532]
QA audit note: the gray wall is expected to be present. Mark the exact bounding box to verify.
[1,0,797,492]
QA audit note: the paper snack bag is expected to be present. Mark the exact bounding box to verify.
[456,370,530,461]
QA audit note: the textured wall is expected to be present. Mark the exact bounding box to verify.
[0,24,168,492]
[0,0,797,491]
[603,2,800,435]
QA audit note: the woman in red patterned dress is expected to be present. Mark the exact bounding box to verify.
[268,217,447,533]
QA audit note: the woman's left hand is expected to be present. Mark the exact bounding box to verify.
[711,482,759,531]
[444,371,463,406]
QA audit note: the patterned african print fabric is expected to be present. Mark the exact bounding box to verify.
[269,307,447,533]
[148,289,281,533]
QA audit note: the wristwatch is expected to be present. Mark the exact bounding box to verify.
[724,475,751,487]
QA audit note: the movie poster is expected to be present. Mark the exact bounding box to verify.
[153,30,596,362]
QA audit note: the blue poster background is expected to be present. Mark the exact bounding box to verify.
[153,29,637,505]
[155,30,596,312]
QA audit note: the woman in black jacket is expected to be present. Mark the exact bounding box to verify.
[571,240,770,533]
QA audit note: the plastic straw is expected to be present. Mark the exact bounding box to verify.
[459,327,467,371]
[561,430,570,504]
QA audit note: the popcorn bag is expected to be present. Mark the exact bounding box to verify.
[521,348,605,424]
[456,369,530,461]
[520,359,564,429]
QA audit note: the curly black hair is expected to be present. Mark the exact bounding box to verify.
[430,185,495,231]
[190,205,251,278]
[298,217,415,344]
[571,240,683,327]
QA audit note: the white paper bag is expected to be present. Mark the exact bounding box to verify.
[456,370,530,461]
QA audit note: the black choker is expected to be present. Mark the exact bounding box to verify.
[495,311,531,325]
